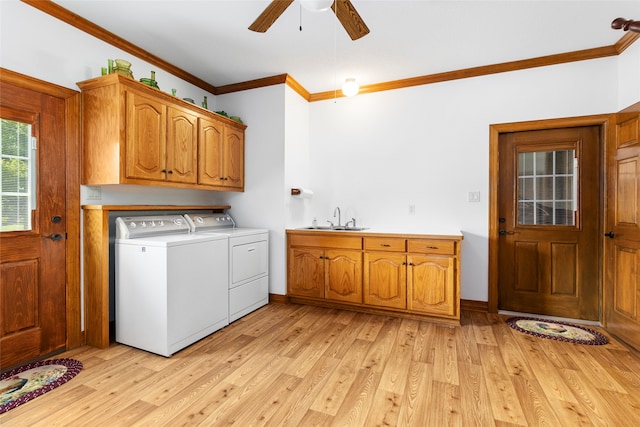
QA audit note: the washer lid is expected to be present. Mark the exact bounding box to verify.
[115,215,190,239]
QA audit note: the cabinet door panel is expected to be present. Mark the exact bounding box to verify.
[325,250,362,303]
[288,247,324,298]
[408,255,456,316]
[198,117,224,186]
[224,126,244,189]
[125,90,166,180]
[364,252,406,308]
[167,107,197,184]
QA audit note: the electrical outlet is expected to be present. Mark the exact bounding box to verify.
[467,191,480,202]
[86,186,102,201]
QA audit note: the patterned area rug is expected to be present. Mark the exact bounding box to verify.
[507,317,608,345]
[0,358,83,414]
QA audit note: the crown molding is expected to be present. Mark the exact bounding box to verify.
[22,0,638,102]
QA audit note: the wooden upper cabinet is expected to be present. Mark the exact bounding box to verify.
[198,117,244,190]
[125,89,167,181]
[166,106,198,184]
[78,74,245,191]
[224,125,244,190]
[198,117,224,186]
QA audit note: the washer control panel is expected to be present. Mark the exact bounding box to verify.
[185,213,236,232]
[116,215,191,238]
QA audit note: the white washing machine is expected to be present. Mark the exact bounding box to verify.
[184,213,269,322]
[115,215,229,357]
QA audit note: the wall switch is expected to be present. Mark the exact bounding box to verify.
[409,204,416,214]
[467,191,480,202]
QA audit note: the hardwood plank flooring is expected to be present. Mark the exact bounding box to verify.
[2,304,639,426]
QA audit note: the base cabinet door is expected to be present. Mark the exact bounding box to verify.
[408,254,456,316]
[325,249,362,303]
[364,252,407,309]
[288,247,325,298]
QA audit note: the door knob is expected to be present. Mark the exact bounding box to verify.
[604,231,615,239]
[44,233,64,241]
[499,230,515,235]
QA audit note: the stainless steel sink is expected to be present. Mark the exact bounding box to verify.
[297,226,368,231]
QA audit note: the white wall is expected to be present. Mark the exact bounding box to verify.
[3,0,639,302]
[1,1,220,206]
[619,40,640,109]
[215,86,288,294]
[305,57,624,302]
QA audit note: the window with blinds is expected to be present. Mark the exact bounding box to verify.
[1,119,34,231]
[517,149,577,226]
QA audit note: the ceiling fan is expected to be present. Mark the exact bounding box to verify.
[249,0,370,41]
[611,17,640,33]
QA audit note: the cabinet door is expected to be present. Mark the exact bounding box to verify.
[408,254,456,316]
[125,90,167,181]
[364,252,406,309]
[223,125,244,189]
[198,117,224,186]
[325,249,362,303]
[288,247,325,298]
[166,106,197,184]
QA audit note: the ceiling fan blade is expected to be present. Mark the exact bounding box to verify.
[249,0,295,33]
[332,0,370,40]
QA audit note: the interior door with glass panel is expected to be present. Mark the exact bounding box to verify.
[498,126,601,320]
[0,81,67,369]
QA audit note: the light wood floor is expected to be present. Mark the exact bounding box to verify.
[2,304,639,426]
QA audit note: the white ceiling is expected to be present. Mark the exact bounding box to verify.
[53,0,640,94]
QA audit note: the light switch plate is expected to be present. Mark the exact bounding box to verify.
[468,191,480,202]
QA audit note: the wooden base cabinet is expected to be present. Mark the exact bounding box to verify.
[407,254,456,317]
[364,252,407,309]
[288,237,362,303]
[77,74,245,191]
[287,230,462,324]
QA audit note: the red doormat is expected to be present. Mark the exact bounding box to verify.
[507,317,608,345]
[0,358,83,414]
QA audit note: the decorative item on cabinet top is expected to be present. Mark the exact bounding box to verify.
[140,70,159,89]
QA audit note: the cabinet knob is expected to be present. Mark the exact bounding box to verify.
[426,246,438,249]
[381,243,391,247]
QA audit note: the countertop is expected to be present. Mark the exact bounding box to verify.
[287,227,463,240]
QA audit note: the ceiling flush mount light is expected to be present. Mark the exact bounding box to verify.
[341,78,360,97]
[300,0,333,12]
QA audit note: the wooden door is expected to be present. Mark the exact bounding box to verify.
[166,106,197,184]
[287,247,325,298]
[0,82,67,369]
[604,107,640,350]
[408,254,456,316]
[498,126,601,319]
[198,117,224,186]
[223,126,244,189]
[363,252,406,308]
[325,249,362,303]
[125,89,167,181]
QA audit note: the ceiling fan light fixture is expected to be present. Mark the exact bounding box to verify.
[300,0,333,12]
[342,78,360,97]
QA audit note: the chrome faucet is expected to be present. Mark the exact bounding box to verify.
[333,206,341,227]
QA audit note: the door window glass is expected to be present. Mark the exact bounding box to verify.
[518,149,576,226]
[1,119,34,231]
